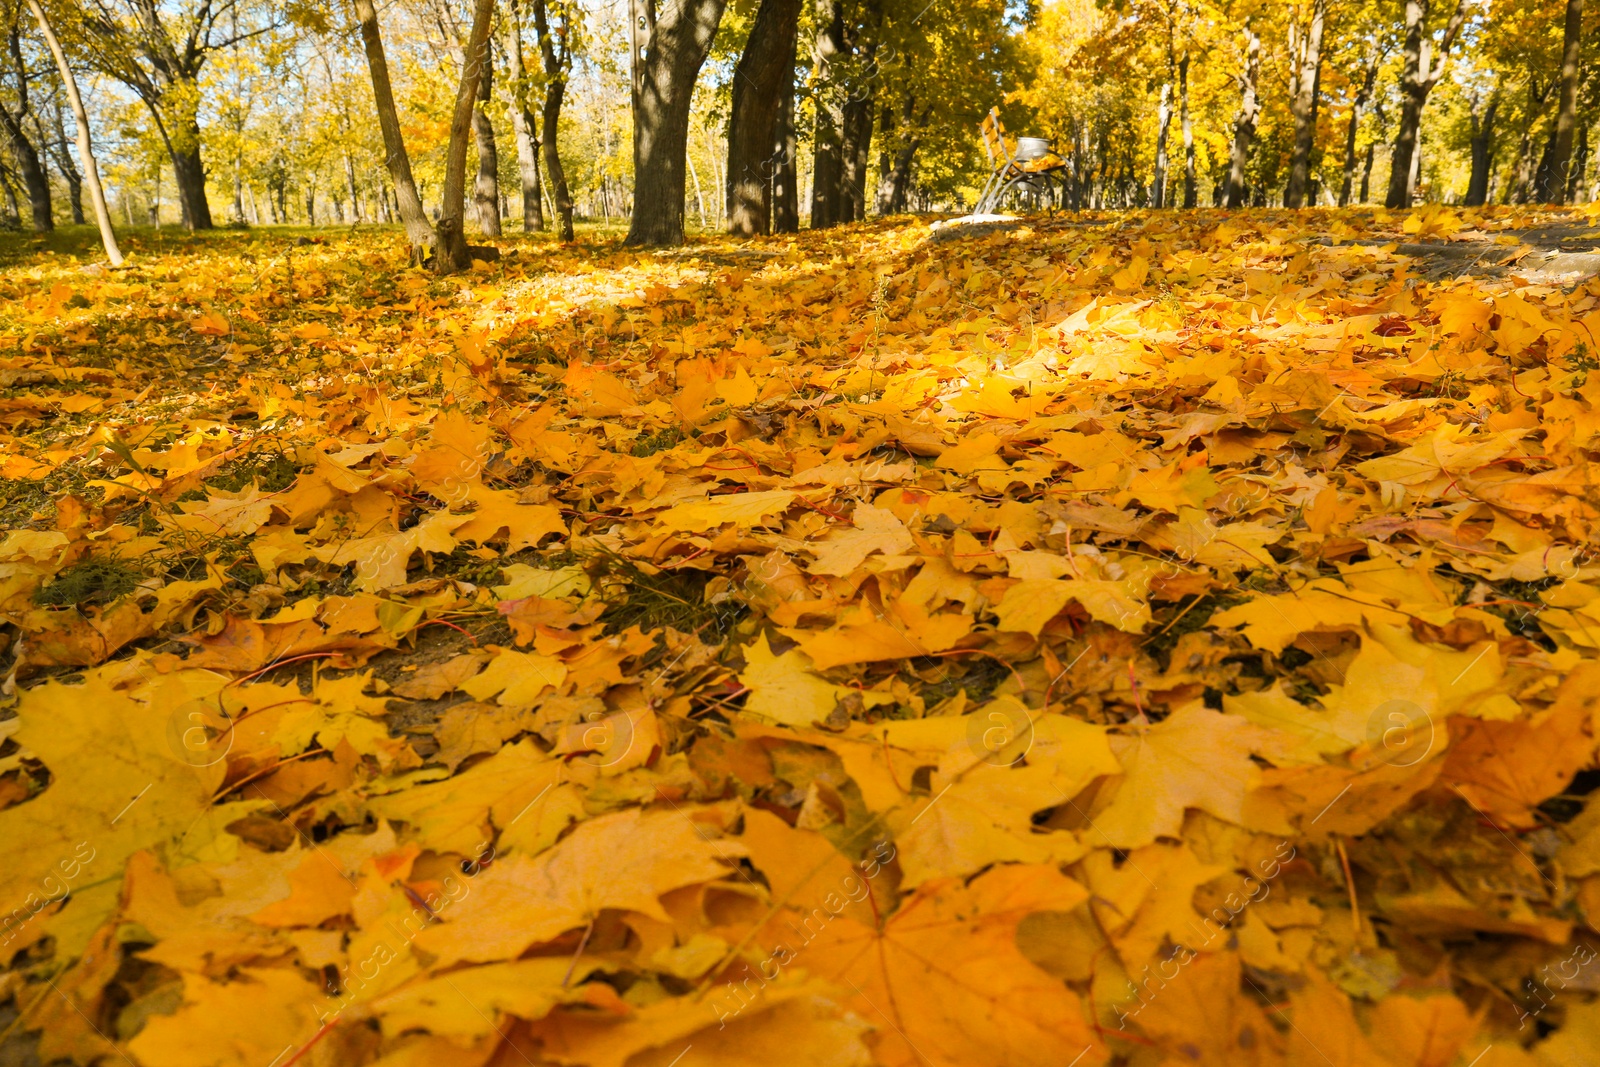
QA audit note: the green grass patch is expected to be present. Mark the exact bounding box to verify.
[34,557,143,608]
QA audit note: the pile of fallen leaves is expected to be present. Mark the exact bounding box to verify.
[2,204,1600,1067]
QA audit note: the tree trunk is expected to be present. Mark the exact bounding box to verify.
[353,0,437,253]
[885,134,923,215]
[339,151,358,223]
[772,70,799,232]
[472,44,502,236]
[1339,105,1361,206]
[0,107,51,232]
[1410,129,1423,198]
[1225,25,1260,208]
[626,0,728,246]
[533,0,574,240]
[49,102,84,224]
[1097,133,1110,208]
[687,148,708,228]
[809,0,846,228]
[1076,123,1092,209]
[727,0,802,235]
[1388,97,1424,207]
[541,84,573,240]
[1534,136,1556,203]
[1386,0,1471,208]
[1465,89,1500,206]
[1179,53,1196,208]
[0,166,20,227]
[63,162,84,224]
[876,97,925,215]
[1386,0,1428,207]
[1152,82,1171,207]
[166,111,213,230]
[1537,0,1584,203]
[840,94,874,222]
[875,106,892,211]
[436,0,498,268]
[506,0,544,232]
[1570,123,1589,201]
[1338,51,1380,206]
[1510,122,1537,203]
[837,0,883,222]
[1285,0,1326,208]
[0,27,50,233]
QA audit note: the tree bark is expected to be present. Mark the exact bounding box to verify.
[437,0,499,269]
[532,0,574,240]
[62,160,85,224]
[343,151,361,222]
[352,0,438,253]
[772,70,799,232]
[0,112,50,232]
[1285,0,1326,208]
[1338,49,1381,206]
[48,102,84,225]
[836,0,883,222]
[840,96,874,222]
[0,164,19,227]
[1386,0,1429,208]
[1075,123,1092,209]
[1339,109,1361,206]
[540,84,572,240]
[1179,52,1195,208]
[809,0,846,228]
[78,1,226,229]
[32,3,111,251]
[1571,123,1589,201]
[1511,123,1538,203]
[0,165,20,227]
[1465,88,1500,207]
[0,25,50,232]
[876,97,926,215]
[1386,0,1471,208]
[687,148,707,228]
[169,127,212,231]
[1152,82,1171,207]
[1225,24,1260,208]
[727,0,802,235]
[840,86,878,216]
[473,40,503,236]
[506,0,545,231]
[626,0,728,246]
[1507,73,1558,204]
[1536,0,1584,203]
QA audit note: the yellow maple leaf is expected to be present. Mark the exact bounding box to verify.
[806,503,913,576]
[993,578,1151,634]
[799,863,1104,1067]
[739,632,845,726]
[414,807,744,965]
[460,648,567,705]
[656,490,796,532]
[1095,704,1277,848]
[127,968,325,1067]
[1111,254,1150,291]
